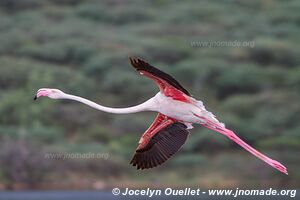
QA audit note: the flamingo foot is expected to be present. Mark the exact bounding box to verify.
[268,159,288,175]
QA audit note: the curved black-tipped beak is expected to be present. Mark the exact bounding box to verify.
[33,95,37,101]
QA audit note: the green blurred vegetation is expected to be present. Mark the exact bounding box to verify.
[0,0,299,189]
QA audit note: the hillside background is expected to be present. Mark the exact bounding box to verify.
[0,0,299,190]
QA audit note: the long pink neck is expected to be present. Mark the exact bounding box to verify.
[63,94,156,114]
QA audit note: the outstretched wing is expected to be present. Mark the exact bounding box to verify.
[129,57,191,97]
[130,118,189,170]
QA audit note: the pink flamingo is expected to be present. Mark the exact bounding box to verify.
[34,57,287,174]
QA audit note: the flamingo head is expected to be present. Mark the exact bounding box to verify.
[34,88,65,100]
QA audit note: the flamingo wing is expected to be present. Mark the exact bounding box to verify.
[130,116,189,170]
[129,57,192,101]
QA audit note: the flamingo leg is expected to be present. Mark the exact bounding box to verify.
[195,115,287,174]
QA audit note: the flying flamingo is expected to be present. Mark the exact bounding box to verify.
[34,57,287,174]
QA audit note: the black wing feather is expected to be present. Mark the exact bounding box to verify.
[130,122,189,170]
[129,57,191,96]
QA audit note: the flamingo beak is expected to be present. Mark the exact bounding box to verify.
[34,89,50,101]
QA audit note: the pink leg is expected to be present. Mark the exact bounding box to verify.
[198,118,288,175]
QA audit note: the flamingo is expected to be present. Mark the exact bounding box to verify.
[34,57,287,174]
